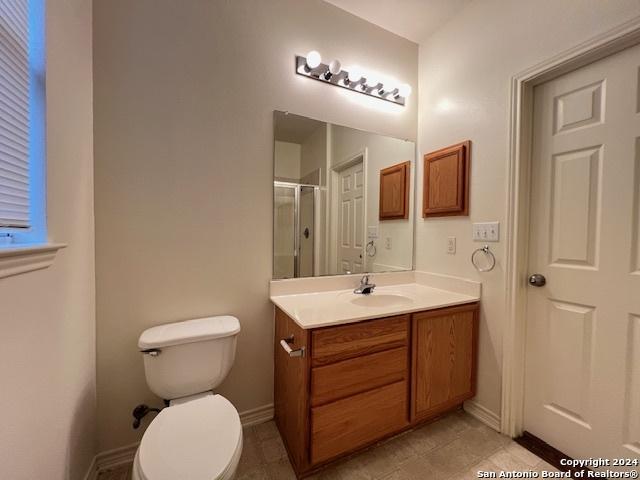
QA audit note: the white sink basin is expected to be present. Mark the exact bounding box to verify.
[350,293,413,308]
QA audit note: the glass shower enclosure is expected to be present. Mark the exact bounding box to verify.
[273,182,318,279]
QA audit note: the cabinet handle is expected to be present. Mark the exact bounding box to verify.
[280,336,305,358]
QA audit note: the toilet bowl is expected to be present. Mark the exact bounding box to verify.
[132,393,243,480]
[133,316,242,480]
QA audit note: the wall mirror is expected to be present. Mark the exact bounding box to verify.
[273,111,415,279]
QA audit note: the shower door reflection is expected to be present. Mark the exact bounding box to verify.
[273,182,318,279]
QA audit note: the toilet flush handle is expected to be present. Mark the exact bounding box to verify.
[141,348,161,357]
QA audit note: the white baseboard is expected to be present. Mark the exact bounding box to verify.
[83,456,98,480]
[85,402,274,478]
[95,442,140,473]
[239,403,274,427]
[464,399,502,432]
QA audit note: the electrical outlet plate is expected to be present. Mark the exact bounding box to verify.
[472,222,500,242]
[447,237,456,254]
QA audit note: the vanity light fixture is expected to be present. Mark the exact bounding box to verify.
[295,51,410,106]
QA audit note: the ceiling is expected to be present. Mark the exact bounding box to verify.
[324,0,472,43]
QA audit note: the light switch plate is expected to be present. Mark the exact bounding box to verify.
[447,237,456,254]
[473,222,500,242]
[367,226,379,240]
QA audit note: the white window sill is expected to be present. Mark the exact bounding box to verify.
[0,243,67,279]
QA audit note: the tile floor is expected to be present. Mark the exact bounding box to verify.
[97,410,558,480]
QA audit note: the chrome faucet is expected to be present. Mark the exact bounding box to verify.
[354,275,376,295]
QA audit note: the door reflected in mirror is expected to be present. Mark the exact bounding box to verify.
[273,111,415,279]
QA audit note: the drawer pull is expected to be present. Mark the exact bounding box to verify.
[280,336,305,358]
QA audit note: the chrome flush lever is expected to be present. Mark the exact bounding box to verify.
[141,348,161,357]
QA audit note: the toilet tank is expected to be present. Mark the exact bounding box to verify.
[138,316,241,400]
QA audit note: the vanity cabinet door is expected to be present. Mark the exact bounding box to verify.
[411,303,479,422]
[274,307,310,471]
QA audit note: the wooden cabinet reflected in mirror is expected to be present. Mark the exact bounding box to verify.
[379,161,410,220]
[423,141,471,218]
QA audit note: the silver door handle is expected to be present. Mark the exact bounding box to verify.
[280,337,305,357]
[528,273,546,287]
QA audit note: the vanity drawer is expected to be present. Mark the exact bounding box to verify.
[310,347,408,406]
[311,314,409,366]
[310,380,408,464]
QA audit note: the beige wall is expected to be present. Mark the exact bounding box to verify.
[415,0,640,420]
[300,124,327,185]
[93,0,417,452]
[0,1,96,479]
[273,141,301,182]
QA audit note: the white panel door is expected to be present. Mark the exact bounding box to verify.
[525,43,640,464]
[337,162,364,274]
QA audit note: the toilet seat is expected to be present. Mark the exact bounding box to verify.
[134,393,242,480]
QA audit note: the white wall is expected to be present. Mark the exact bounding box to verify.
[300,125,327,185]
[416,0,640,419]
[93,0,417,452]
[274,141,301,181]
[0,1,96,479]
[330,124,415,273]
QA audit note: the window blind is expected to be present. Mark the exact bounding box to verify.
[0,0,30,228]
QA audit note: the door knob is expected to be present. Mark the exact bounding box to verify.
[528,273,546,287]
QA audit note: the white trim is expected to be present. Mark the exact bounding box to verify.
[86,403,275,477]
[82,456,98,480]
[502,15,640,437]
[95,442,139,473]
[0,243,66,279]
[464,399,501,432]
[239,402,275,427]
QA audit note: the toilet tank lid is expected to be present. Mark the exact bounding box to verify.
[138,316,240,350]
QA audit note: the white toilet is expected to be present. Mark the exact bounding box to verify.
[132,315,242,480]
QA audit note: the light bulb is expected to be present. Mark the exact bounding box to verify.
[328,59,341,75]
[323,59,342,80]
[348,67,363,84]
[306,50,322,69]
[398,83,412,98]
[367,74,380,88]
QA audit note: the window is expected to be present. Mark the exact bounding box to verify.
[0,0,45,246]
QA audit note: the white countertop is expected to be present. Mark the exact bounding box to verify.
[270,282,479,329]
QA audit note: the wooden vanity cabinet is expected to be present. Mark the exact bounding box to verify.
[411,303,479,422]
[274,308,310,470]
[274,302,479,478]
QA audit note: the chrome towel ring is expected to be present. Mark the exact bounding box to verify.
[366,240,377,257]
[471,245,496,272]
